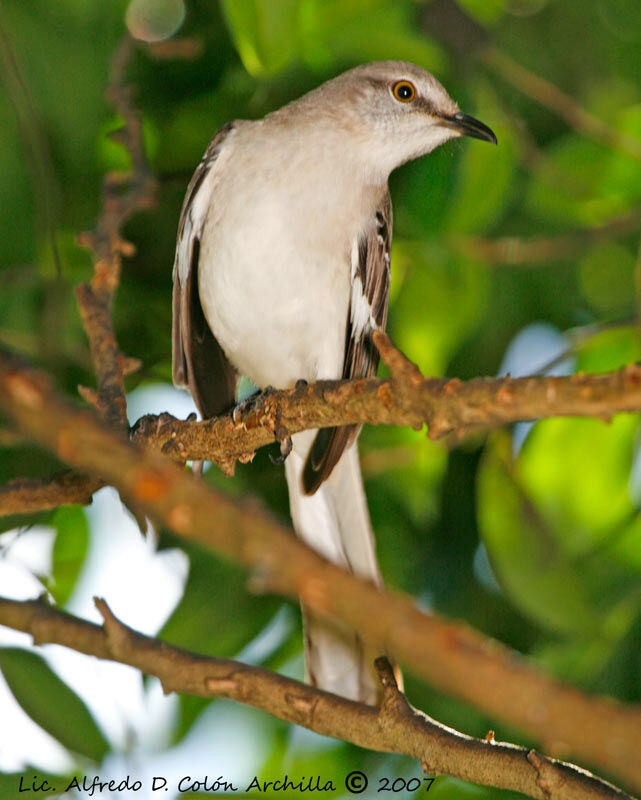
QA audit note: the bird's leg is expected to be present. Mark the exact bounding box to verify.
[231,385,276,424]
[268,379,307,463]
[232,381,305,463]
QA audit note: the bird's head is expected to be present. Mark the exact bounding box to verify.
[299,61,497,179]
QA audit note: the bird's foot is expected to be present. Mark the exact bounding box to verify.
[231,386,276,425]
[232,385,295,464]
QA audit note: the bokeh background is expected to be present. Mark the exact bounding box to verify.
[1,0,641,798]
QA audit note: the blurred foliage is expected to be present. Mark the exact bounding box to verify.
[45,505,90,606]
[0,648,109,763]
[1,0,641,797]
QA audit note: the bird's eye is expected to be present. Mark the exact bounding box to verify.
[392,80,416,103]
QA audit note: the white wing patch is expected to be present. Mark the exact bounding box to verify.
[302,198,392,493]
[349,241,379,336]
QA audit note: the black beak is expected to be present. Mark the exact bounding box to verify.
[445,112,497,145]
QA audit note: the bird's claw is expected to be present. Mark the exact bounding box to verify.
[231,386,293,464]
[269,436,293,464]
[232,386,276,424]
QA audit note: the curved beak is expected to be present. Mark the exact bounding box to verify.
[445,112,497,145]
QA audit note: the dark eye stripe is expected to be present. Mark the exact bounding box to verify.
[414,96,439,116]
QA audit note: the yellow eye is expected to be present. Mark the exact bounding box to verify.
[392,80,416,103]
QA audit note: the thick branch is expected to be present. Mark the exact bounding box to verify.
[0,596,631,800]
[0,348,640,792]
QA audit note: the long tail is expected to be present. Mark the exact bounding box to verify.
[285,430,383,704]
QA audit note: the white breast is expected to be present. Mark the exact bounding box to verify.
[197,120,375,389]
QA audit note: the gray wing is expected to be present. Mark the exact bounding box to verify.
[172,122,238,419]
[303,193,392,494]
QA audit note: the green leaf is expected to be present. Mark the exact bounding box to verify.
[578,242,636,316]
[47,505,89,606]
[160,538,281,660]
[597,0,641,42]
[393,145,455,238]
[98,114,159,173]
[390,241,488,376]
[362,426,447,525]
[0,648,109,762]
[159,536,282,742]
[477,432,595,633]
[478,415,641,635]
[445,84,517,234]
[454,0,505,25]
[532,608,636,687]
[0,769,71,797]
[305,1,444,72]
[600,105,641,202]
[361,427,447,593]
[526,121,641,227]
[220,0,444,78]
[575,326,641,374]
[219,0,300,76]
[519,416,639,549]
[0,103,36,265]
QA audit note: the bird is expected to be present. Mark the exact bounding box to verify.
[171,61,496,704]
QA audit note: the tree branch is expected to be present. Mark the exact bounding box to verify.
[0,595,632,800]
[75,35,154,430]
[135,333,641,462]
[484,48,641,164]
[0,348,640,793]
[453,205,641,266]
[0,470,102,516]
[2,332,641,515]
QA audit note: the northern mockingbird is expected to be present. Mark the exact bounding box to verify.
[172,61,496,704]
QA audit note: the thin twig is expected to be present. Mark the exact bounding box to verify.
[0,471,102,516]
[484,48,641,164]
[0,596,632,800]
[453,205,641,267]
[75,36,155,430]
